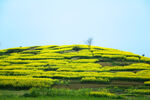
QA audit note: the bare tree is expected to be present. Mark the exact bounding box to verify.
[86,38,94,57]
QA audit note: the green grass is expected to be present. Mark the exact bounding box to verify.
[0,96,118,100]
[1,96,150,100]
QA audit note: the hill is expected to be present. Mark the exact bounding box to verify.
[0,45,150,99]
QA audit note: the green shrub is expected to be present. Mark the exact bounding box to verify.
[144,81,150,86]
[24,88,91,97]
[81,77,110,84]
[89,91,123,98]
[22,50,40,54]
[6,48,25,53]
[128,89,150,95]
[72,46,82,51]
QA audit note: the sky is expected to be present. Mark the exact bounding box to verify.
[0,0,150,57]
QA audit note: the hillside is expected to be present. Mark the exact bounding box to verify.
[0,45,150,99]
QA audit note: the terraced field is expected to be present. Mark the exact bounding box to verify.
[0,45,150,99]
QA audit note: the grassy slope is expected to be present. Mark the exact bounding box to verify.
[1,96,150,100]
[0,45,150,99]
[0,96,128,100]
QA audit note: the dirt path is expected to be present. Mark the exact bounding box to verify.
[53,80,144,89]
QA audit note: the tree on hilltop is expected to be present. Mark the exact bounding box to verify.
[86,38,94,57]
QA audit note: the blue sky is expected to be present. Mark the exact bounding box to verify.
[0,0,150,57]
